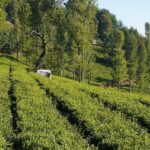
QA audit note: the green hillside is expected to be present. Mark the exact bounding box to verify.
[0,56,150,149]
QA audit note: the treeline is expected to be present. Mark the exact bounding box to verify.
[0,0,150,92]
[97,9,150,92]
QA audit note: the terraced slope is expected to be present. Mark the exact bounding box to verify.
[0,57,97,149]
[32,75,150,149]
[0,58,13,149]
[0,56,150,150]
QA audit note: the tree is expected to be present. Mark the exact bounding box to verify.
[9,0,21,59]
[97,10,112,38]
[137,37,147,91]
[145,22,150,89]
[29,0,62,71]
[0,0,9,9]
[96,9,112,50]
[128,34,138,92]
[0,8,12,31]
[96,9,123,64]
[18,0,31,62]
[66,0,97,82]
[112,30,128,88]
[0,7,13,53]
[47,7,68,76]
[122,30,138,92]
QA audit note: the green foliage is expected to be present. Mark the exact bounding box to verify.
[9,59,96,149]
[145,22,150,88]
[112,49,128,87]
[137,37,148,90]
[1,0,150,91]
[126,33,138,77]
[112,30,128,87]
[66,0,97,82]
[0,9,12,30]
[0,0,9,9]
[97,9,113,38]
[8,0,21,57]
[0,7,13,54]
[33,73,150,149]
[0,57,150,149]
[122,29,138,91]
[112,30,125,49]
[0,57,15,149]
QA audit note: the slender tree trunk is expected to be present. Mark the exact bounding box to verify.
[129,79,132,93]
[60,69,63,76]
[90,72,92,83]
[79,65,82,82]
[88,74,90,84]
[78,66,80,82]
[81,53,84,82]
[34,33,46,71]
[73,71,74,79]
[77,44,82,82]
[148,81,150,90]
[68,69,70,77]
[50,49,53,68]
[82,70,84,82]
[118,82,120,89]
[26,51,28,65]
[16,42,19,59]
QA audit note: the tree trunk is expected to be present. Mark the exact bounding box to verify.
[73,70,75,79]
[81,53,84,82]
[82,70,84,82]
[16,42,19,59]
[88,74,90,84]
[68,69,70,77]
[148,82,150,90]
[26,51,28,65]
[79,65,82,82]
[118,82,120,89]
[60,69,63,76]
[129,80,132,93]
[34,33,46,71]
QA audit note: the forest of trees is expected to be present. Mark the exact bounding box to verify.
[0,0,150,92]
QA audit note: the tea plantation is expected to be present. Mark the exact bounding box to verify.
[0,56,150,150]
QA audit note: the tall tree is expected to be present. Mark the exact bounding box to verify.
[96,9,112,50]
[29,0,62,70]
[9,0,21,59]
[19,0,31,59]
[0,5,13,53]
[54,8,68,76]
[112,30,128,88]
[145,22,150,89]
[137,37,147,91]
[96,9,122,64]
[122,29,138,92]
[66,0,97,82]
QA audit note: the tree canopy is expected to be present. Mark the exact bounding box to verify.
[0,0,150,92]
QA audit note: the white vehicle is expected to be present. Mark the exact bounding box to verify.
[37,70,52,78]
